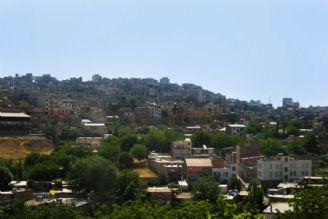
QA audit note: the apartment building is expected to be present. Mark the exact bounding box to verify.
[257,154,312,183]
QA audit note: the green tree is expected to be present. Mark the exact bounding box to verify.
[247,121,263,135]
[228,176,242,191]
[118,152,134,168]
[303,133,319,153]
[260,138,284,157]
[120,134,138,151]
[68,156,117,193]
[277,185,328,219]
[99,140,121,163]
[192,177,219,203]
[0,166,13,190]
[117,170,141,202]
[26,162,61,181]
[130,144,147,161]
[247,179,264,211]
[143,128,181,153]
[192,131,211,147]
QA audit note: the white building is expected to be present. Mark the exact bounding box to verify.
[226,124,247,137]
[257,154,312,182]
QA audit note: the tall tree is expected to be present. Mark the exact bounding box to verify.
[68,156,117,194]
[191,177,219,203]
[130,144,147,161]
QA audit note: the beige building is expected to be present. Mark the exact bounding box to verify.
[171,139,192,159]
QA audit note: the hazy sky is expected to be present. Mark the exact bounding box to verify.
[1,0,328,107]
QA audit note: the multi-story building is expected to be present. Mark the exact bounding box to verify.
[148,152,184,181]
[282,98,293,108]
[226,124,247,137]
[211,156,236,183]
[171,139,192,159]
[257,154,312,183]
[0,112,31,135]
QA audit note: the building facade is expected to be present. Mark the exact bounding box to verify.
[257,154,312,182]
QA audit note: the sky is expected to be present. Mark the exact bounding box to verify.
[0,0,328,107]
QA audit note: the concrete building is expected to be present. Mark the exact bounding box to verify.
[192,145,215,157]
[160,77,170,85]
[282,98,293,108]
[148,152,184,181]
[257,154,312,184]
[185,158,213,180]
[0,112,31,135]
[226,124,247,137]
[211,156,235,183]
[82,123,107,136]
[171,139,192,159]
[263,202,293,219]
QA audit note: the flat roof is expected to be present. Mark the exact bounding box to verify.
[147,187,171,193]
[228,124,246,128]
[83,123,105,127]
[176,192,192,199]
[263,202,293,214]
[185,158,213,167]
[0,112,30,118]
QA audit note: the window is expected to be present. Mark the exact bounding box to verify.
[284,167,288,172]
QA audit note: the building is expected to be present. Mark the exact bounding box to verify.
[192,145,215,157]
[171,139,192,159]
[257,154,312,184]
[263,202,293,219]
[211,156,234,183]
[185,158,213,180]
[76,137,103,149]
[146,187,172,202]
[0,112,31,135]
[82,123,107,136]
[92,74,102,82]
[226,124,247,137]
[160,77,170,85]
[148,152,184,181]
[282,98,293,108]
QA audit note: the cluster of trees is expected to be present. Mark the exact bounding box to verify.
[259,132,320,157]
[191,131,245,153]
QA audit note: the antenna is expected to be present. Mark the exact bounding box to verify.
[269,96,271,104]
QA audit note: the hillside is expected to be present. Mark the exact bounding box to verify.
[0,136,53,159]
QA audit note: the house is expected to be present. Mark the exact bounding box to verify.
[171,139,192,159]
[185,158,213,180]
[211,156,234,183]
[257,154,312,187]
[226,124,247,137]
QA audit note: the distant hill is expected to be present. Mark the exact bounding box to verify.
[0,136,53,159]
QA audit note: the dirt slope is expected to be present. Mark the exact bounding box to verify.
[0,136,53,160]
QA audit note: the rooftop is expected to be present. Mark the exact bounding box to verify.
[0,112,30,118]
[185,158,213,167]
[83,123,105,127]
[263,202,293,214]
[147,187,171,193]
[228,124,246,128]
